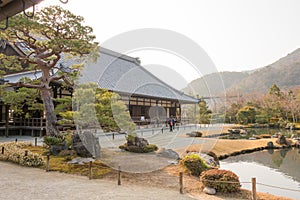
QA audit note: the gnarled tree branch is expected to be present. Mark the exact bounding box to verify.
[8,82,43,89]
[49,74,74,87]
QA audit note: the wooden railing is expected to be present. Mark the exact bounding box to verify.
[1,118,46,127]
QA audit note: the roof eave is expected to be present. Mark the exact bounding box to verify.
[0,0,44,22]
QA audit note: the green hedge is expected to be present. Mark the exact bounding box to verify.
[181,153,210,176]
[119,144,158,153]
[200,169,241,193]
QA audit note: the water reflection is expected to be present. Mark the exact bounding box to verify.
[245,127,300,138]
[220,149,300,199]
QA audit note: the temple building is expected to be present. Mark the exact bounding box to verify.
[0,41,198,135]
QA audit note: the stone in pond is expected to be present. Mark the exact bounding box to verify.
[203,187,216,195]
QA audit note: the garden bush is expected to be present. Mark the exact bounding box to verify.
[43,136,64,146]
[0,142,44,167]
[119,135,158,153]
[143,144,158,153]
[119,144,158,153]
[200,169,241,193]
[119,144,127,150]
[181,153,210,176]
[60,131,74,148]
[126,145,144,153]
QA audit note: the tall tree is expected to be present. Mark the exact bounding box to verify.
[225,102,243,123]
[0,6,97,136]
[197,98,212,124]
[282,90,299,123]
[262,84,284,120]
[72,83,135,133]
[269,84,282,96]
[236,105,256,124]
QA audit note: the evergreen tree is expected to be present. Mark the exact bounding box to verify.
[0,6,97,136]
[197,98,212,124]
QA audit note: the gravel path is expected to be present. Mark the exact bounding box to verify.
[0,162,198,200]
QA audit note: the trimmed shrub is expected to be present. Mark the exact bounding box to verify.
[200,169,241,193]
[119,135,158,153]
[120,144,158,153]
[126,145,144,153]
[119,144,127,150]
[61,131,74,148]
[181,153,210,176]
[143,144,158,153]
[0,142,44,167]
[58,150,77,157]
[43,136,63,146]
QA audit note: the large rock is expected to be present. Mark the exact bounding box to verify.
[187,152,219,167]
[203,187,216,195]
[135,137,149,148]
[296,140,300,148]
[276,135,288,145]
[68,157,95,165]
[156,148,180,160]
[72,131,101,158]
[267,141,274,149]
[186,132,196,137]
[186,131,202,137]
[127,136,149,148]
[50,141,68,155]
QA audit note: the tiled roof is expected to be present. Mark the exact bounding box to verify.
[4,70,43,83]
[79,47,199,104]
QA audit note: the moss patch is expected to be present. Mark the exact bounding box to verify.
[23,145,111,178]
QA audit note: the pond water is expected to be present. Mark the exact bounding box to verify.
[220,148,300,199]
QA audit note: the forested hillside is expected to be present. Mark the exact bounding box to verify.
[183,48,300,96]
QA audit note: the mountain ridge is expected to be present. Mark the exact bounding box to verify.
[182,48,300,96]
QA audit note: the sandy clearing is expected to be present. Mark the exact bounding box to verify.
[0,161,199,200]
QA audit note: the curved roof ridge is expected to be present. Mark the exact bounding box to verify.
[100,47,141,65]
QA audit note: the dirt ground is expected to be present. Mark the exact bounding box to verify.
[0,161,293,200]
[0,161,224,200]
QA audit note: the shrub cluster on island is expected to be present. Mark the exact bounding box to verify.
[119,135,158,153]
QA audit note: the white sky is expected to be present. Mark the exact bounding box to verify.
[38,0,300,86]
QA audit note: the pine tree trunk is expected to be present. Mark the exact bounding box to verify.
[39,66,59,136]
[41,87,59,136]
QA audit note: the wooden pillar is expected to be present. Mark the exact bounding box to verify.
[39,117,43,137]
[89,161,92,180]
[5,105,9,137]
[179,172,183,194]
[252,177,257,200]
[46,154,50,172]
[118,165,121,185]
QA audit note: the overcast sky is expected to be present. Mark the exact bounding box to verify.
[39,0,300,88]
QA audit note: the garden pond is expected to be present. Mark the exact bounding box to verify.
[220,148,300,199]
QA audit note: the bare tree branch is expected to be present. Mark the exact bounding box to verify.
[49,74,74,86]
[8,82,43,89]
